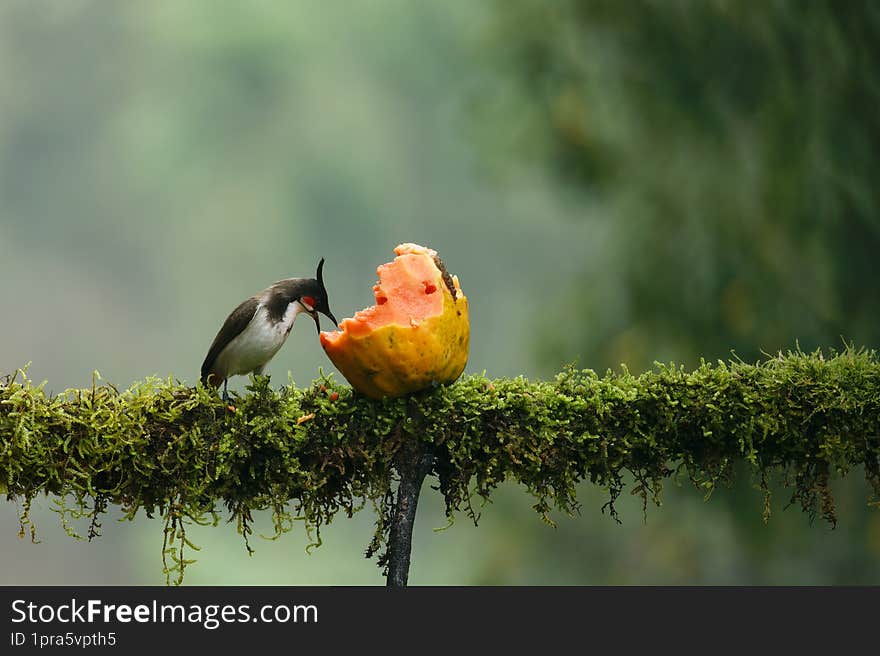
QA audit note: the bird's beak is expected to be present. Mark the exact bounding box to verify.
[312,310,337,334]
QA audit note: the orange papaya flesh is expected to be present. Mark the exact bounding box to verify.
[319,243,469,399]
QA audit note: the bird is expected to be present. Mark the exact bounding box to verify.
[200,258,338,401]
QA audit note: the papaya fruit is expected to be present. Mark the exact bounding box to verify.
[319,243,469,399]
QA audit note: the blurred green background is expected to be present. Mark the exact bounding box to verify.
[2,1,879,584]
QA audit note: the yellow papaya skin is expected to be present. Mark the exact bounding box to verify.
[320,247,469,399]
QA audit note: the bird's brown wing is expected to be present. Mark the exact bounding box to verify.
[200,296,261,386]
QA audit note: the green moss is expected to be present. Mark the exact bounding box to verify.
[2,347,879,584]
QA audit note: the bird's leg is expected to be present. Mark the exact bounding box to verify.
[222,379,229,403]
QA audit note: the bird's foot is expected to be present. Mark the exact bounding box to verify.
[222,388,236,413]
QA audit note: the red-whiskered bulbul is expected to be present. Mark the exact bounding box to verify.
[200,258,337,400]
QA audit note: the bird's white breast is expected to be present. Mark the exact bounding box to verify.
[214,302,303,378]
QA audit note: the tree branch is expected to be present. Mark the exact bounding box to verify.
[386,440,433,587]
[1,347,879,584]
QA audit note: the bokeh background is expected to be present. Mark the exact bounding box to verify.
[2,1,879,584]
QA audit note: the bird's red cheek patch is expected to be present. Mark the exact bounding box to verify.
[302,296,316,310]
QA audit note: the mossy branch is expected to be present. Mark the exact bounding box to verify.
[2,347,879,584]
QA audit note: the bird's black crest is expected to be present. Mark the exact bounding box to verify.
[316,257,327,296]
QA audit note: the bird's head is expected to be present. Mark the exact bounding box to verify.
[295,258,338,334]
[269,259,338,333]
